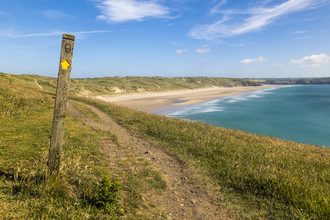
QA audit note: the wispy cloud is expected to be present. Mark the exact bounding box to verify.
[196,48,211,53]
[41,10,73,20]
[290,53,330,67]
[190,0,322,40]
[170,41,180,46]
[295,35,314,39]
[231,43,244,47]
[175,49,189,54]
[5,50,33,55]
[96,0,170,23]
[209,0,227,15]
[272,64,284,67]
[198,60,212,63]
[0,30,111,38]
[0,28,15,37]
[240,56,267,64]
[292,30,308,34]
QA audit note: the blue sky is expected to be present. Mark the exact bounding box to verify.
[0,0,329,78]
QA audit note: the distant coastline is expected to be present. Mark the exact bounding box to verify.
[251,77,330,85]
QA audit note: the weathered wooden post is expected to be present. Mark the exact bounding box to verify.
[48,33,75,175]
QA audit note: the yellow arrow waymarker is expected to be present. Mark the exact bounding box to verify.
[61,60,70,69]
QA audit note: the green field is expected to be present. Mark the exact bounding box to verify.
[1,72,330,219]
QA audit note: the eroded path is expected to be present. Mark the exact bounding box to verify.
[68,100,233,220]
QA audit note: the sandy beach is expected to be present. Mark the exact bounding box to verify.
[96,85,281,113]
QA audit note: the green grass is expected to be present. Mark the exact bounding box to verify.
[1,72,260,97]
[0,76,48,118]
[70,102,103,122]
[72,96,330,220]
[3,71,330,219]
[0,74,168,219]
[0,96,121,218]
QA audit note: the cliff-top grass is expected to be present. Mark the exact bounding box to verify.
[0,75,168,219]
[2,71,330,219]
[72,96,330,220]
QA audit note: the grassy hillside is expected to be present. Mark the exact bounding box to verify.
[0,72,259,97]
[72,96,330,220]
[2,71,330,219]
[0,74,168,219]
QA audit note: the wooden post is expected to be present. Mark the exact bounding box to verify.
[48,34,75,175]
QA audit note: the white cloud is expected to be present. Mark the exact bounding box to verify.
[41,10,72,20]
[196,48,211,53]
[21,30,110,37]
[301,64,321,67]
[0,28,15,37]
[271,64,284,67]
[175,49,189,54]
[96,0,170,23]
[292,30,308,34]
[290,53,330,67]
[231,43,244,47]
[295,35,314,39]
[170,41,180,45]
[198,60,212,63]
[0,30,111,38]
[210,0,228,15]
[189,0,321,39]
[240,56,267,64]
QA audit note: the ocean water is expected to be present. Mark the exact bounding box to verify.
[158,85,330,148]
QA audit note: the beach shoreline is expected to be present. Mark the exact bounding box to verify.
[95,85,283,113]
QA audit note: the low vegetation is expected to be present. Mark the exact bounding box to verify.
[72,96,330,220]
[1,72,259,97]
[255,77,330,85]
[2,71,330,219]
[0,74,168,219]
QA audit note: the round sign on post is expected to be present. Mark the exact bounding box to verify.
[65,43,72,53]
[48,33,75,176]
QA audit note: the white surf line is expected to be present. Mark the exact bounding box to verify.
[34,79,43,90]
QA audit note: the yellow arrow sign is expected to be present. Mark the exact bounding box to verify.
[61,60,70,69]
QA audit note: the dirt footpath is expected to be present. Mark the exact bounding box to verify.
[68,100,233,220]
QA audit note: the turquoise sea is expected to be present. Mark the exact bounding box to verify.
[158,85,330,148]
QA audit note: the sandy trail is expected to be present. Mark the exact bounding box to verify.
[68,100,233,220]
[95,85,280,113]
